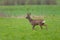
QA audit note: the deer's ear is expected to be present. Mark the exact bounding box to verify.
[27,13,31,15]
[27,13,29,15]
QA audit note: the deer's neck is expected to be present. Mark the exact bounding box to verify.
[28,17,33,22]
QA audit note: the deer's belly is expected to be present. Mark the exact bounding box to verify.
[31,21,40,25]
[31,20,45,25]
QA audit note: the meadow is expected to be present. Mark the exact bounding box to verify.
[0,5,60,16]
[0,5,60,40]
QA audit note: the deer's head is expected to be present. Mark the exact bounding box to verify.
[26,13,31,19]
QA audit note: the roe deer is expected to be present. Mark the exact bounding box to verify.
[26,13,47,30]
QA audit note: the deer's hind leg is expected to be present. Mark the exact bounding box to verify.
[39,23,44,30]
[44,24,48,30]
[40,25,43,30]
[39,24,43,30]
[32,25,35,30]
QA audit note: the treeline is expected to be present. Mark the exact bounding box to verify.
[0,0,56,5]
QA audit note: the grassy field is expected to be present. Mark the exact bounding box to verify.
[0,5,60,16]
[0,5,60,40]
[0,16,60,40]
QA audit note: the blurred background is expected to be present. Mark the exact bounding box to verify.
[0,0,60,17]
[0,0,60,40]
[0,0,60,5]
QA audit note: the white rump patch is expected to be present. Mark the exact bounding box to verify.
[42,20,45,23]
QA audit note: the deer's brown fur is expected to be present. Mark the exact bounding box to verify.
[26,13,47,30]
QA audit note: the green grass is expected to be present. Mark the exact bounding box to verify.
[0,5,60,16]
[0,5,60,40]
[0,15,60,40]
